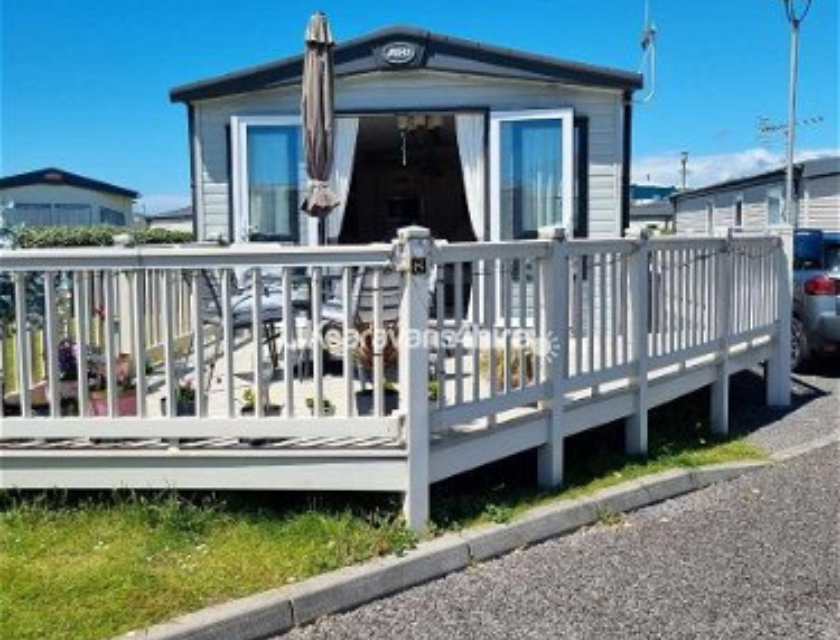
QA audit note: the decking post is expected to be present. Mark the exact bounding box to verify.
[396,226,433,532]
[113,235,134,360]
[711,232,733,435]
[766,227,792,406]
[626,230,651,456]
[537,226,567,488]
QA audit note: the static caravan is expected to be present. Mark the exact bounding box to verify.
[0,168,138,228]
[170,25,642,246]
[673,156,840,235]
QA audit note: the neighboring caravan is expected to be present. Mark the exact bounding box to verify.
[140,206,195,233]
[672,156,840,235]
[0,167,138,228]
[628,183,676,233]
[169,25,642,246]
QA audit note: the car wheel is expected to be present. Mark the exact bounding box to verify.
[791,316,809,372]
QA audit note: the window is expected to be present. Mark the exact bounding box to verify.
[574,117,589,238]
[8,203,53,226]
[55,204,94,226]
[825,243,840,271]
[734,197,743,228]
[767,190,783,226]
[232,116,302,243]
[8,203,102,226]
[99,207,126,226]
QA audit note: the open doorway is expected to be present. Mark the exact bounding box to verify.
[339,114,476,244]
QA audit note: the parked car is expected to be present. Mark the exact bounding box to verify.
[792,229,840,370]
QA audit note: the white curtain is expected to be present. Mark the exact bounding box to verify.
[308,117,359,245]
[456,114,487,241]
[522,125,560,232]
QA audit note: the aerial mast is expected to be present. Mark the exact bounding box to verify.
[780,0,814,227]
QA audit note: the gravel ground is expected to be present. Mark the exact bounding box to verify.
[284,444,839,640]
[276,363,839,639]
[731,360,839,454]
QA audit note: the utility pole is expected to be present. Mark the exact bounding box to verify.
[680,151,689,190]
[781,0,813,227]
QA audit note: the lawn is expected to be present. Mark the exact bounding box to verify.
[0,493,414,640]
[0,387,766,640]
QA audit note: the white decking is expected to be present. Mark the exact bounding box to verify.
[0,228,792,529]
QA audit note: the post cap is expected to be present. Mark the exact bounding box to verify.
[397,226,431,241]
[538,225,566,241]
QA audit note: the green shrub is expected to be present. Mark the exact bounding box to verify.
[17,226,194,249]
[131,228,196,246]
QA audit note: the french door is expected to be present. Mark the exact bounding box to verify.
[489,109,574,240]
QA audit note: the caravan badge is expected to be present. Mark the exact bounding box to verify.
[382,42,417,65]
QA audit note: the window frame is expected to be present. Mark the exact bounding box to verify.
[766,187,784,227]
[99,206,126,226]
[733,194,744,229]
[705,200,715,234]
[489,109,575,241]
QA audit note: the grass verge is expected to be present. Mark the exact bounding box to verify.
[1,387,766,640]
[0,493,414,640]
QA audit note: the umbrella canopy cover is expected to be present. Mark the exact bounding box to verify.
[301,12,339,218]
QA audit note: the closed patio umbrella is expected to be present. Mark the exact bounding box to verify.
[301,12,338,240]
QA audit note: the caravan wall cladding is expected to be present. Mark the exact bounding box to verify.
[676,170,840,235]
[189,72,628,243]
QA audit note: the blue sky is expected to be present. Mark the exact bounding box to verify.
[2,0,837,211]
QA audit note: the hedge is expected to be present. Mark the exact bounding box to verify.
[16,226,195,249]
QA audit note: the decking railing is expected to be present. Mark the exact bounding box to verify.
[0,242,401,437]
[0,227,791,530]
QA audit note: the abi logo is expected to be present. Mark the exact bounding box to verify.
[382,42,417,66]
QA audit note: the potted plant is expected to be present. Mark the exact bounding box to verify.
[240,387,282,417]
[174,377,196,416]
[60,396,79,417]
[158,377,197,417]
[305,396,335,417]
[89,370,137,417]
[115,352,132,382]
[427,379,440,403]
[57,337,80,399]
[479,346,535,390]
[355,381,399,416]
[54,340,137,416]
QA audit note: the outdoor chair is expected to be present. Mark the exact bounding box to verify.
[197,269,309,374]
[320,265,453,386]
[321,267,403,370]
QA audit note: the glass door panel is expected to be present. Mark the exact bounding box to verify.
[246,125,301,242]
[490,110,574,240]
[501,119,562,238]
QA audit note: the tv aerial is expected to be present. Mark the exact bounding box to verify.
[757,115,824,149]
[636,0,658,103]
